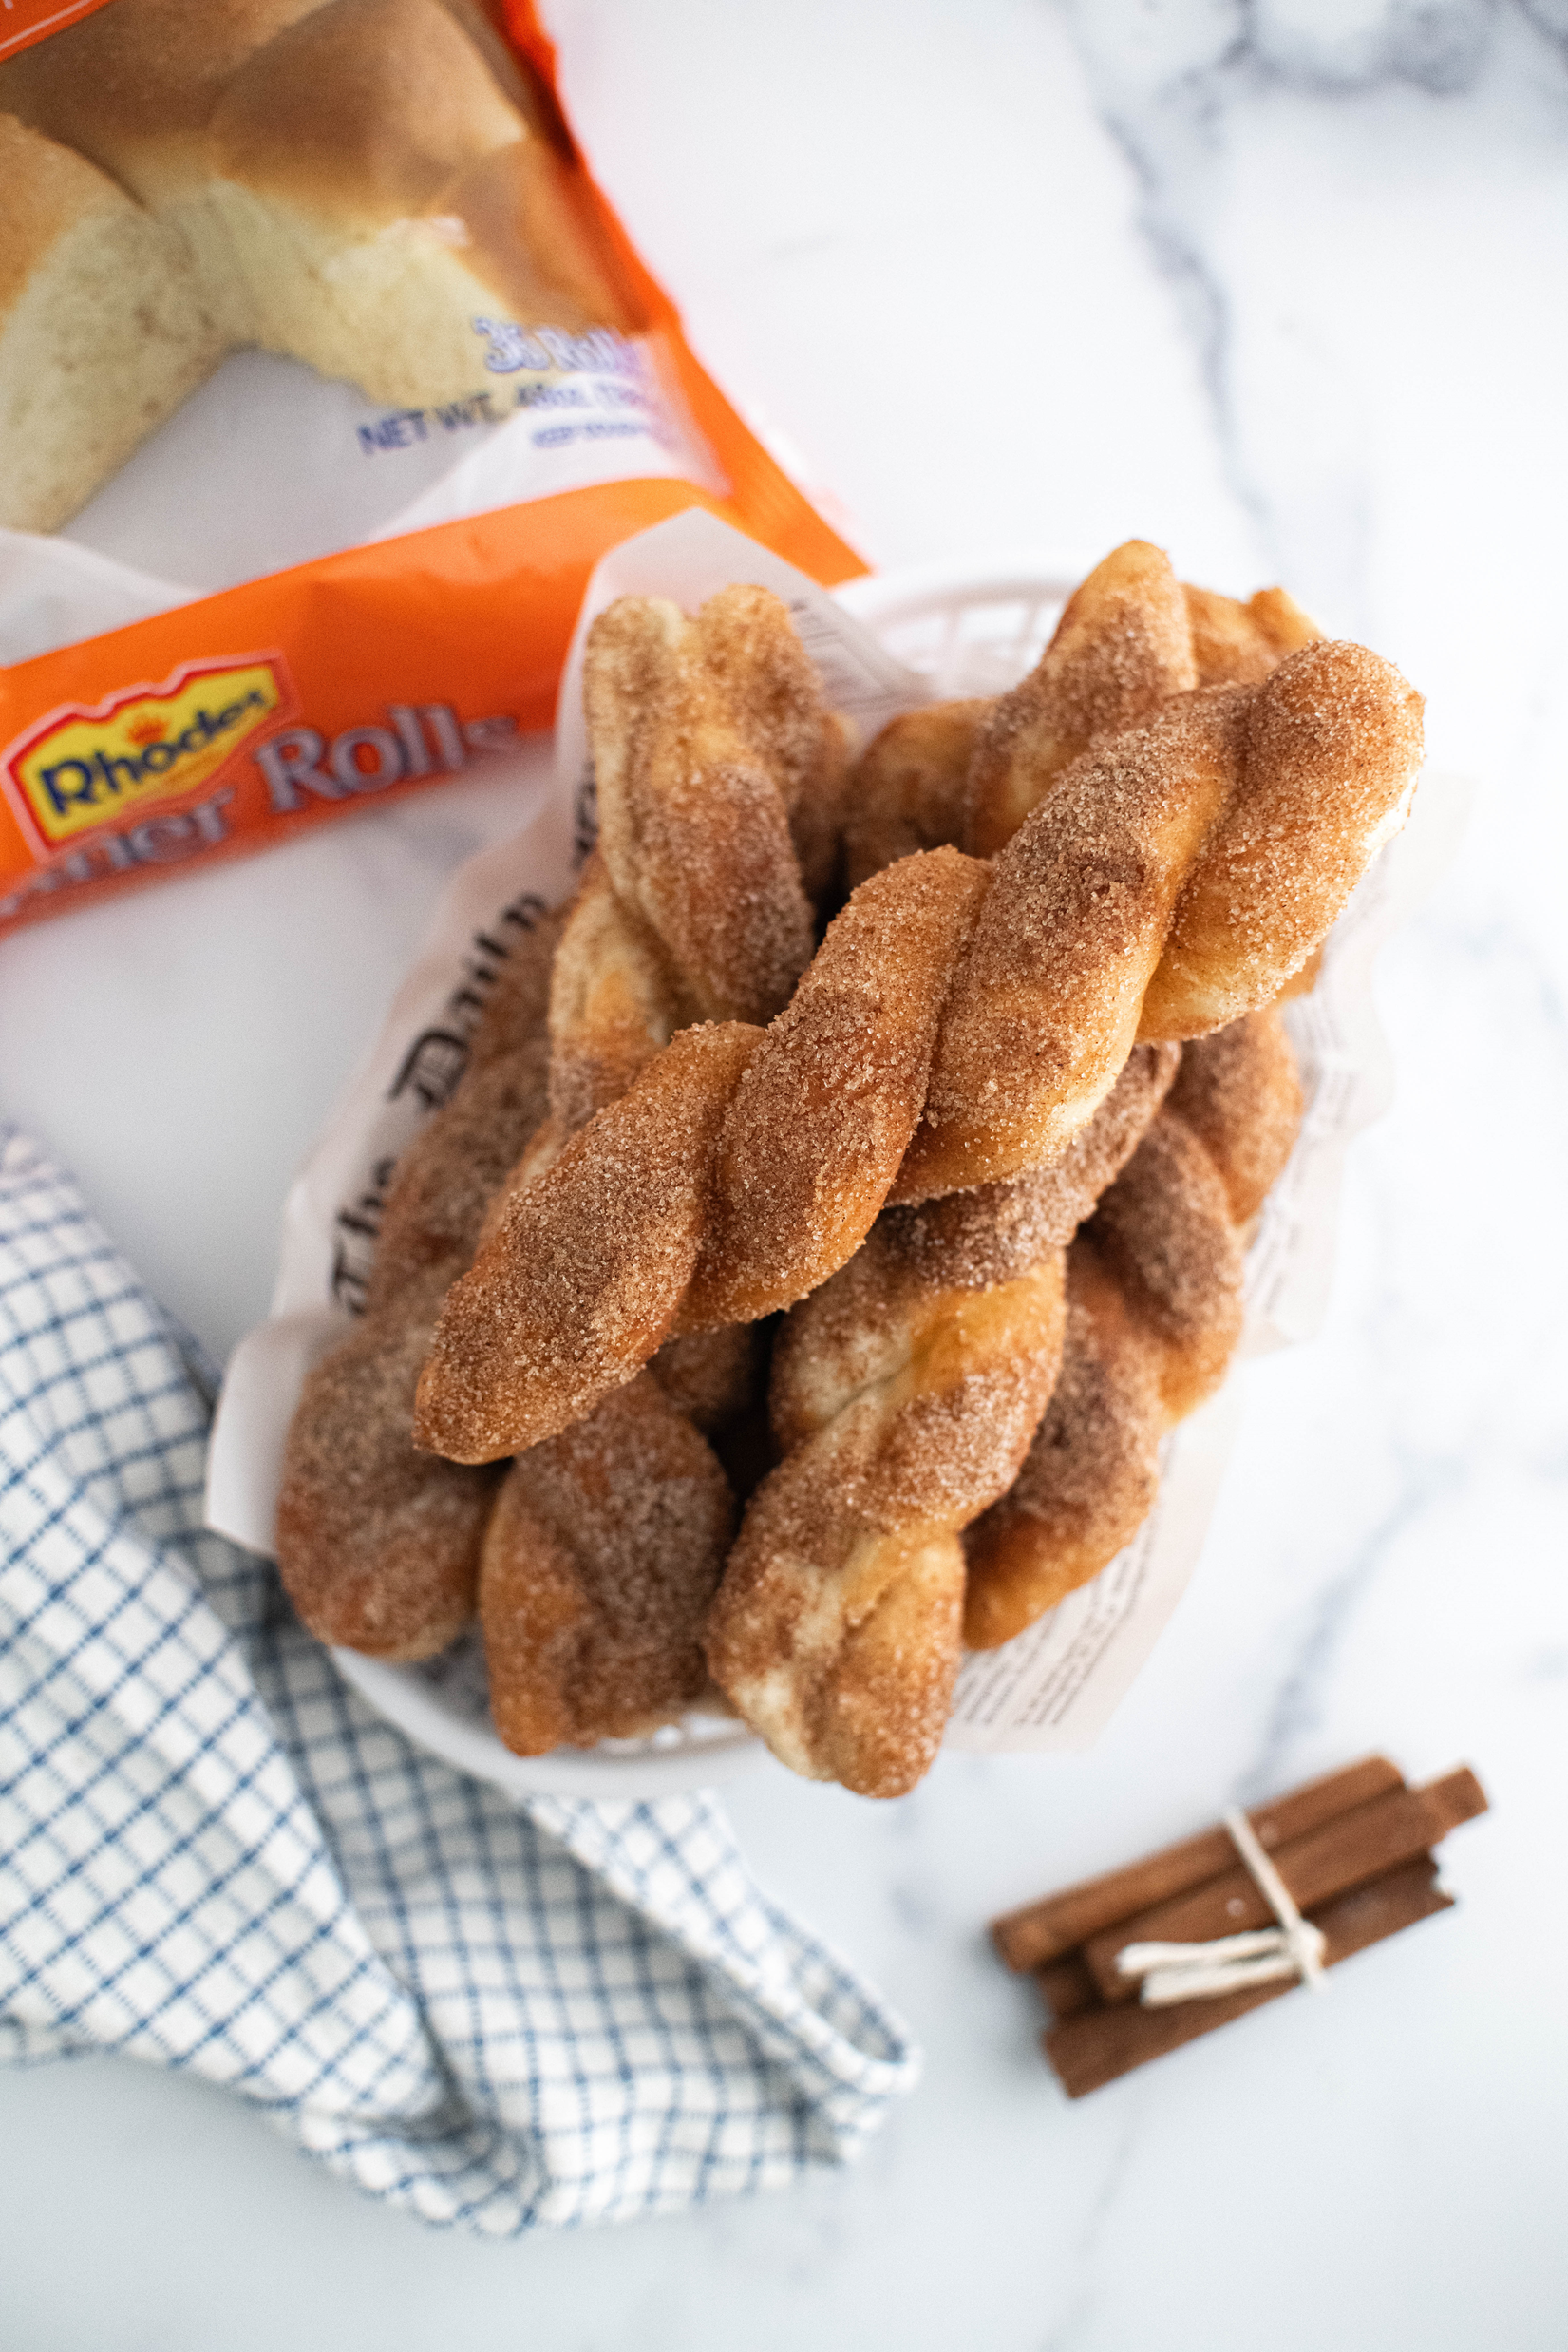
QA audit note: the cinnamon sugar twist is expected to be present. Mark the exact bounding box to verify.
[702,584,1313,1784]
[703,1045,1180,1795]
[963,1008,1304,1648]
[275,904,562,1660]
[481,1371,738,1752]
[417,590,1420,1465]
[964,540,1322,858]
[545,583,849,1135]
[476,585,847,1748]
[278,584,837,1696]
[711,561,1307,1772]
[841,541,1322,887]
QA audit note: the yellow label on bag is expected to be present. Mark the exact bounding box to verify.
[1,655,295,851]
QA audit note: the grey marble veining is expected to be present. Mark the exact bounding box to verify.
[1,3,1565,2346]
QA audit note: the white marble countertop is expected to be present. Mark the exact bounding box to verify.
[3,2,1567,2345]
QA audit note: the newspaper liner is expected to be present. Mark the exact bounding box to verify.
[206,511,1467,1788]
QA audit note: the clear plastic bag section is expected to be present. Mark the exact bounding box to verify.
[0,0,861,934]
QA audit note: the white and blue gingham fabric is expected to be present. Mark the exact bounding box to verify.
[0,1127,917,2233]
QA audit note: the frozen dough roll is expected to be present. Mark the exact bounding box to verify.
[0,0,636,525]
[0,114,224,532]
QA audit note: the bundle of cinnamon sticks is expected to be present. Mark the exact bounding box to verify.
[992,1755,1487,2098]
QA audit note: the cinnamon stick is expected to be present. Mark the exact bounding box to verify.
[991,1755,1404,1972]
[1082,1767,1486,2005]
[1035,1954,1098,2020]
[1046,1856,1452,2098]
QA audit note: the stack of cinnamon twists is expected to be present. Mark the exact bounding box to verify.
[277,541,1424,1797]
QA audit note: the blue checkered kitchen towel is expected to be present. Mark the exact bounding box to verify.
[0,1127,918,2233]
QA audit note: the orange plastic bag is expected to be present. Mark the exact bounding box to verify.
[0,0,861,933]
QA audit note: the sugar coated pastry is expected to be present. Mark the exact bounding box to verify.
[841,700,992,890]
[592,582,854,918]
[898,634,1414,1193]
[288,548,1397,1801]
[841,542,1324,880]
[418,583,858,1460]
[647,1323,765,1434]
[963,540,1200,859]
[526,584,844,1153]
[879,1041,1181,1294]
[426,583,837,1464]
[457,587,843,1748]
[415,1017,764,1460]
[275,903,561,1658]
[582,587,827,1028]
[1181,581,1323,687]
[965,545,1321,855]
[703,1048,1180,1792]
[417,612,1419,1463]
[543,853,680,1140]
[1131,641,1420,1039]
[481,1375,735,1753]
[705,1223,1065,1799]
[963,1008,1303,1648]
[680,845,992,1329]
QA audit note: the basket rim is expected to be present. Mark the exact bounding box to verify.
[333,1647,768,1797]
[833,552,1087,627]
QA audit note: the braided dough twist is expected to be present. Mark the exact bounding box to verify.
[275,903,561,1659]
[702,1226,1064,1798]
[963,1008,1303,1648]
[478,585,848,1746]
[702,1044,1181,1794]
[281,585,834,1699]
[726,553,1315,1769]
[481,1370,738,1751]
[417,613,1420,1462]
[542,582,848,1138]
[709,560,1309,1774]
[965,541,1321,857]
[841,541,1323,886]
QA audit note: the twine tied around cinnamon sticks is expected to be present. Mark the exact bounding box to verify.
[1116,1808,1327,2006]
[991,1756,1488,2096]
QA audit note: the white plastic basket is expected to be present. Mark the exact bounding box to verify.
[217,527,1456,1800]
[834,557,1081,691]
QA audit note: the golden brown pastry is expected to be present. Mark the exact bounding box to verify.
[274,904,561,1658]
[1181,580,1323,687]
[963,539,1200,859]
[703,1045,1180,1794]
[417,598,1419,1464]
[482,1375,736,1752]
[839,543,1323,879]
[539,585,847,1142]
[419,1017,762,1476]
[841,699,992,891]
[963,1008,1303,1647]
[705,1223,1065,1800]
[463,586,847,1751]
[285,554,1386,1807]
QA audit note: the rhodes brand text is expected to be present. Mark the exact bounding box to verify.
[2,654,295,852]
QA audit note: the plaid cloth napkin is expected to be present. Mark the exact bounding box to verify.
[0,1126,917,2234]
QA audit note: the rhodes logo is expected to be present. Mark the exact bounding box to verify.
[2,653,298,855]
